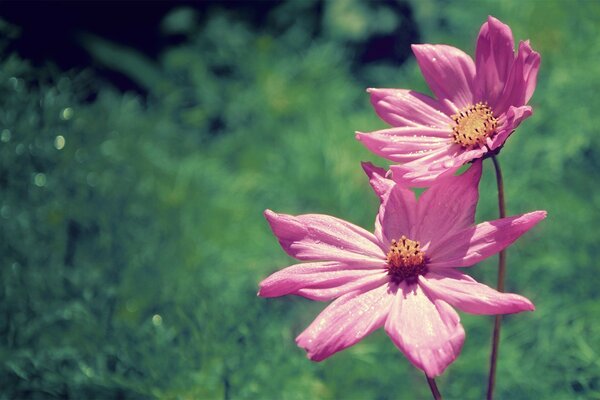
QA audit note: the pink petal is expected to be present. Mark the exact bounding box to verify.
[519,41,541,104]
[296,284,394,361]
[384,282,464,377]
[494,40,541,114]
[375,182,417,246]
[356,128,452,164]
[488,105,533,150]
[428,210,547,268]
[361,162,394,203]
[264,210,384,265]
[415,161,482,250]
[296,274,388,301]
[412,44,476,110]
[421,270,535,315]
[368,88,452,128]
[475,16,515,108]
[390,147,487,188]
[258,261,388,301]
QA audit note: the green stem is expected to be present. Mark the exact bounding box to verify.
[487,155,506,400]
[426,375,442,400]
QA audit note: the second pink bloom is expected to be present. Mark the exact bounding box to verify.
[259,162,545,377]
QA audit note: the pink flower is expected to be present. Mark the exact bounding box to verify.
[259,161,546,377]
[356,16,540,187]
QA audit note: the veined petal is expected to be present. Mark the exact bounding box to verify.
[368,88,452,128]
[421,270,535,315]
[415,161,482,250]
[296,284,394,361]
[520,41,541,104]
[428,210,547,268]
[264,210,384,265]
[297,273,389,301]
[375,182,417,246]
[356,128,452,164]
[412,44,476,110]
[384,282,464,377]
[488,105,532,150]
[259,261,388,301]
[495,40,541,114]
[390,147,486,188]
[361,162,394,203]
[475,16,515,107]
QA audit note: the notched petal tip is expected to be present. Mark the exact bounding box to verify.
[362,161,393,202]
[525,299,536,312]
[504,293,536,313]
[295,336,325,362]
[264,209,282,232]
[487,15,506,27]
[257,283,271,298]
[257,284,286,299]
[482,15,513,39]
[263,209,277,220]
[539,210,548,218]
[361,161,386,177]
[528,210,548,224]
[366,87,391,97]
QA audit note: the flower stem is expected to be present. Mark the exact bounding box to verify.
[487,154,506,400]
[426,375,442,400]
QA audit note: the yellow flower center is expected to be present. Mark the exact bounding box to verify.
[386,236,427,284]
[450,102,498,147]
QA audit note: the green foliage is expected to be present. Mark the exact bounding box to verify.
[1,1,599,399]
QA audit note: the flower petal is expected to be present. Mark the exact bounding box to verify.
[488,105,532,150]
[475,16,515,107]
[412,44,476,110]
[296,274,388,301]
[361,162,394,203]
[421,270,535,315]
[494,40,541,114]
[296,284,394,361]
[375,181,417,246]
[385,282,464,377]
[368,88,452,128]
[390,147,487,188]
[264,210,385,265]
[356,128,452,164]
[259,261,388,301]
[428,210,547,268]
[415,161,482,250]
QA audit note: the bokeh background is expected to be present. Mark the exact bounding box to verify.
[1,0,598,399]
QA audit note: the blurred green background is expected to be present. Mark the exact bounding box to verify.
[1,0,599,399]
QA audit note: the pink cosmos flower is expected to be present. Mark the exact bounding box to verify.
[259,161,546,377]
[356,16,540,186]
